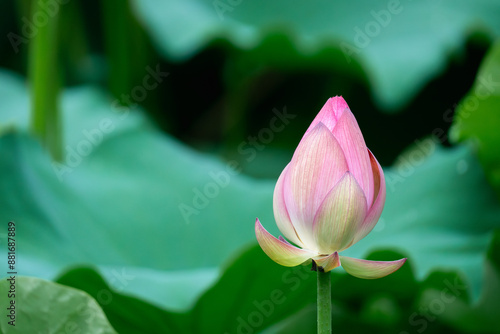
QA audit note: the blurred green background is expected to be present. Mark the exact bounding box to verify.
[0,0,500,333]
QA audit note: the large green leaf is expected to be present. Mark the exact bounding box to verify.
[0,68,499,316]
[200,246,499,334]
[57,246,500,334]
[451,41,500,198]
[190,247,413,334]
[56,247,317,334]
[0,276,116,333]
[131,0,500,109]
[0,69,274,310]
[56,248,409,334]
[398,230,500,334]
[56,267,189,334]
[189,245,317,333]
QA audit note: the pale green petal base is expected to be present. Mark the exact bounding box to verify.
[313,252,340,272]
[340,256,407,279]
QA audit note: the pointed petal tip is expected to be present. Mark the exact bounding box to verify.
[331,109,374,207]
[329,95,347,105]
[340,256,406,279]
[304,97,349,135]
[328,96,350,117]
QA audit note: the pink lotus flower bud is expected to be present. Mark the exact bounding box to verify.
[255,96,406,277]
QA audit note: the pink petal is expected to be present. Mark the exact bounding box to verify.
[304,96,349,135]
[273,164,304,247]
[255,218,316,267]
[284,123,348,251]
[332,109,374,206]
[312,172,367,253]
[313,252,340,272]
[353,149,386,244]
[340,256,407,279]
[278,236,289,244]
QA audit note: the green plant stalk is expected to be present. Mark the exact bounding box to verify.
[102,0,132,101]
[317,269,332,334]
[29,0,62,160]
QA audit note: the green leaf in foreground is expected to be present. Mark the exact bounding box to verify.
[57,267,189,334]
[189,245,317,333]
[57,245,500,334]
[56,247,316,334]
[0,276,116,334]
[54,248,410,334]
[450,40,500,198]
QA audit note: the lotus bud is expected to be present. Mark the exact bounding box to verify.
[255,96,406,278]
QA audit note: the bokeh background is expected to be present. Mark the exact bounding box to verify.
[0,0,500,333]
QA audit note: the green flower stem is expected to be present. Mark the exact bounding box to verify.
[29,0,62,160]
[317,269,332,334]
